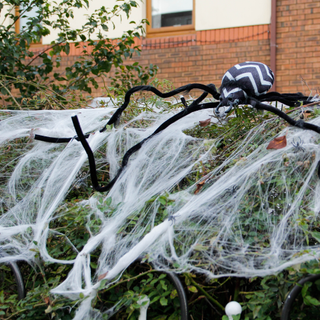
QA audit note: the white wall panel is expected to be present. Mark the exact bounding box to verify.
[12,0,271,44]
[43,0,145,44]
[195,0,271,30]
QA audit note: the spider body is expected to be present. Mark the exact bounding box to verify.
[168,215,178,226]
[216,61,275,114]
[291,138,305,153]
[225,185,239,196]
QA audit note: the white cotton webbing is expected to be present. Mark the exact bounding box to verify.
[1,105,320,320]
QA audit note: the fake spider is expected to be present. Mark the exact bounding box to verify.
[168,215,179,226]
[225,185,239,196]
[291,138,305,153]
[35,61,320,192]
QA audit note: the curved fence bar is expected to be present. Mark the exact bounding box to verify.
[281,274,320,320]
[8,261,26,300]
[125,259,189,320]
[1,260,26,300]
[163,271,189,320]
[0,249,26,300]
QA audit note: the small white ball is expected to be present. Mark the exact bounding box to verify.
[225,301,242,316]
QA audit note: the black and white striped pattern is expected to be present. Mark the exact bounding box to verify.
[221,61,274,98]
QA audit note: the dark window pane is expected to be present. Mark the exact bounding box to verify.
[151,0,193,28]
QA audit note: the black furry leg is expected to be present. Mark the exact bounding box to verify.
[101,83,219,131]
[73,98,219,192]
[249,98,320,134]
[258,92,311,107]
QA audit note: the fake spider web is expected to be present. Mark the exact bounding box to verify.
[1,101,320,319]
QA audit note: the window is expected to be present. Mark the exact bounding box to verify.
[15,5,42,44]
[17,6,39,32]
[146,0,194,37]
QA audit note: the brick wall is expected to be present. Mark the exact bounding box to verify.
[133,25,270,90]
[28,0,320,98]
[133,0,320,97]
[276,0,320,95]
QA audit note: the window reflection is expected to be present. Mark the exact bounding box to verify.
[151,0,193,29]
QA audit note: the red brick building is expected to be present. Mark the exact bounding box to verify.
[27,0,320,97]
[133,0,320,96]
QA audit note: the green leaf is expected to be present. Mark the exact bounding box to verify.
[101,24,108,31]
[105,197,112,206]
[0,305,9,309]
[253,305,261,318]
[150,296,160,304]
[301,282,312,298]
[158,198,166,205]
[193,244,209,251]
[304,295,320,306]
[160,280,167,291]
[310,231,320,243]
[45,305,52,313]
[187,286,198,293]
[160,297,168,306]
[64,43,70,55]
[170,289,178,299]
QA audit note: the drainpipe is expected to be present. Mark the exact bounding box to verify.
[270,0,277,91]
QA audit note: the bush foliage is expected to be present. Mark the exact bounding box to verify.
[1,1,320,318]
[0,0,157,108]
[1,90,320,319]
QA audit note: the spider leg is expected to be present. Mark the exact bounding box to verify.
[180,96,189,108]
[248,98,320,135]
[292,139,297,148]
[102,83,220,130]
[35,84,219,143]
[225,99,240,114]
[258,92,310,107]
[224,102,233,114]
[215,101,223,114]
[168,215,175,226]
[72,99,219,192]
[34,133,90,143]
